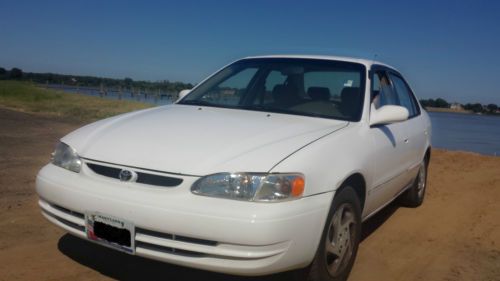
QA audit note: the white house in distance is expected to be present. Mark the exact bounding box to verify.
[450,102,463,110]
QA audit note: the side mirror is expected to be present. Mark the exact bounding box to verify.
[370,105,409,126]
[176,89,191,102]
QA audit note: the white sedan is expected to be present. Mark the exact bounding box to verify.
[37,55,431,281]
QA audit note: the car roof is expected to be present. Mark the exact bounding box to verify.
[243,54,397,72]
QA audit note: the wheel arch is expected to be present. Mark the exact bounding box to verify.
[424,146,431,166]
[335,173,366,213]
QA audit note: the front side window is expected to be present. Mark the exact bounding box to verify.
[372,71,398,108]
[388,73,418,117]
[180,58,366,121]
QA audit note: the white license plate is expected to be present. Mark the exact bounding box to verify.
[85,212,135,254]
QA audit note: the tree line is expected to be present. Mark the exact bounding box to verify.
[420,98,498,114]
[0,66,193,93]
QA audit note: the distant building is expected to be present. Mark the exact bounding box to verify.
[450,102,463,110]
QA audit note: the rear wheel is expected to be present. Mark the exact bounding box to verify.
[306,186,361,281]
[400,158,428,207]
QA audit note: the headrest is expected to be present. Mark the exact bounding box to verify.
[340,87,361,117]
[272,85,288,102]
[272,84,287,95]
[341,87,360,99]
[307,87,330,101]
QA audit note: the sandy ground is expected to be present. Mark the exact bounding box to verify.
[0,107,499,281]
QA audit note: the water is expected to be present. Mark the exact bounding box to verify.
[45,85,500,156]
[428,111,500,156]
[46,85,176,105]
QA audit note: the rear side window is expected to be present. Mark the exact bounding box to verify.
[389,73,418,117]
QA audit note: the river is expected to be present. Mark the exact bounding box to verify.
[428,111,500,156]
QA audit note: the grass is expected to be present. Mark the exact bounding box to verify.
[0,80,151,122]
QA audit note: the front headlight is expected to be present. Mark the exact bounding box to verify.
[191,173,305,202]
[51,142,82,173]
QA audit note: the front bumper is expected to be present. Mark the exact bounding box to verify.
[36,163,332,276]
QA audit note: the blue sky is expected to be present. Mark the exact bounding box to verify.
[1,0,499,104]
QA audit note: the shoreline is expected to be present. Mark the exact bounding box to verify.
[425,107,473,114]
[426,107,500,116]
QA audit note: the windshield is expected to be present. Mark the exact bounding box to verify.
[179,58,366,121]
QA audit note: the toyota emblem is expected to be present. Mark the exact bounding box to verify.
[119,170,135,182]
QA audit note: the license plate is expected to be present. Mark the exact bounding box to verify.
[85,212,135,254]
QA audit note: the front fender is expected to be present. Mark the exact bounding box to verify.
[270,123,371,197]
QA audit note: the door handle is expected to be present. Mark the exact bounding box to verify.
[404,138,409,143]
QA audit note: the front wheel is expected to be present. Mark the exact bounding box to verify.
[306,186,362,281]
[400,158,428,207]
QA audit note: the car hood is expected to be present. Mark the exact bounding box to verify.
[62,105,348,175]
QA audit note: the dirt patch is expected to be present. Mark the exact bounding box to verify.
[0,107,499,281]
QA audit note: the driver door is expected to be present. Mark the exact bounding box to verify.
[365,70,412,216]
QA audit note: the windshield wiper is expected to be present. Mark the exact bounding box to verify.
[179,100,214,106]
[238,104,294,114]
[237,104,329,118]
[238,104,273,110]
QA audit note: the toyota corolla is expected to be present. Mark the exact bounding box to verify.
[36,55,431,281]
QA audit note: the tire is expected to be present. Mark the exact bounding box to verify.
[399,158,428,208]
[306,186,362,281]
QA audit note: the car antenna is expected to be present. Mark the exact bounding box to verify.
[369,53,378,78]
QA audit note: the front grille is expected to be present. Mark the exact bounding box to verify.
[86,163,183,187]
[87,163,120,178]
[135,172,183,187]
